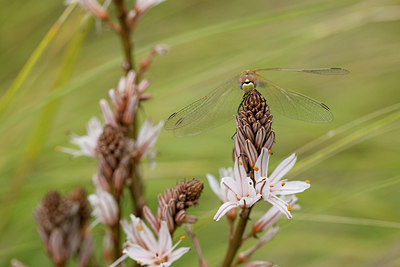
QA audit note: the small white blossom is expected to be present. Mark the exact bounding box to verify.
[117,215,190,266]
[252,195,299,234]
[65,0,111,20]
[88,175,119,227]
[135,0,165,14]
[254,148,310,219]
[206,167,233,202]
[153,44,169,55]
[133,120,164,167]
[213,159,261,221]
[58,117,102,158]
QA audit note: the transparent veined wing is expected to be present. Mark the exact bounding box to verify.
[255,73,333,123]
[165,75,243,137]
[255,67,349,75]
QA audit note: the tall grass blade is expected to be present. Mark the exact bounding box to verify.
[0,17,91,236]
[0,3,77,118]
[292,106,400,177]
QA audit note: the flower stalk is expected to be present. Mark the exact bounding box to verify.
[213,85,311,264]
[222,207,252,267]
[113,0,134,72]
[183,224,209,267]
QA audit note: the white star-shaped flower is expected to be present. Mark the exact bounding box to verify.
[254,148,310,219]
[213,159,261,221]
[206,167,233,203]
[117,215,190,267]
[58,117,103,158]
[133,120,164,168]
[88,175,119,227]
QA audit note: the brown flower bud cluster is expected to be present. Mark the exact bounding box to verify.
[33,189,91,267]
[108,71,151,133]
[96,125,133,196]
[143,179,204,235]
[234,90,275,173]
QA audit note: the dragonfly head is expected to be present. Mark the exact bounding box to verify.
[238,71,257,93]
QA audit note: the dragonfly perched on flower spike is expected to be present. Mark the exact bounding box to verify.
[165,67,349,137]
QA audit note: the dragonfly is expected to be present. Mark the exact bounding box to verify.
[165,67,349,137]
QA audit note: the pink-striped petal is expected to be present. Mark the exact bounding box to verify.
[214,201,239,221]
[267,195,292,219]
[167,247,190,263]
[234,158,247,186]
[254,148,270,182]
[157,221,172,253]
[272,181,310,195]
[206,174,224,201]
[269,153,296,183]
[123,244,155,265]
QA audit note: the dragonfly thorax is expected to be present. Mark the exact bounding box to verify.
[238,72,258,93]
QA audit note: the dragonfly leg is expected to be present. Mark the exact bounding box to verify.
[230,131,237,140]
[237,95,248,113]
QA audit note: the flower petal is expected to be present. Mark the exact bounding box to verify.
[121,219,137,243]
[124,244,155,265]
[157,221,172,254]
[243,177,258,197]
[138,218,158,252]
[234,158,247,186]
[253,205,282,233]
[267,195,292,219]
[272,181,310,195]
[206,174,224,201]
[99,99,117,128]
[219,167,233,179]
[254,148,270,182]
[269,153,296,183]
[167,247,190,263]
[214,201,239,221]
[239,195,261,208]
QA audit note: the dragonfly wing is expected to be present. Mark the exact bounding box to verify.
[165,75,242,137]
[255,67,349,75]
[255,74,333,123]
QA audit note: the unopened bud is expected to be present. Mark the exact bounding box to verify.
[82,0,109,20]
[153,44,169,55]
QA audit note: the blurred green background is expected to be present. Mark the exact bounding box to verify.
[1,0,400,266]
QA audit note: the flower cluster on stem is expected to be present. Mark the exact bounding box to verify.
[110,179,204,266]
[206,89,311,266]
[34,189,92,267]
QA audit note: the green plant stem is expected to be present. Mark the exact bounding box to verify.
[222,208,252,267]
